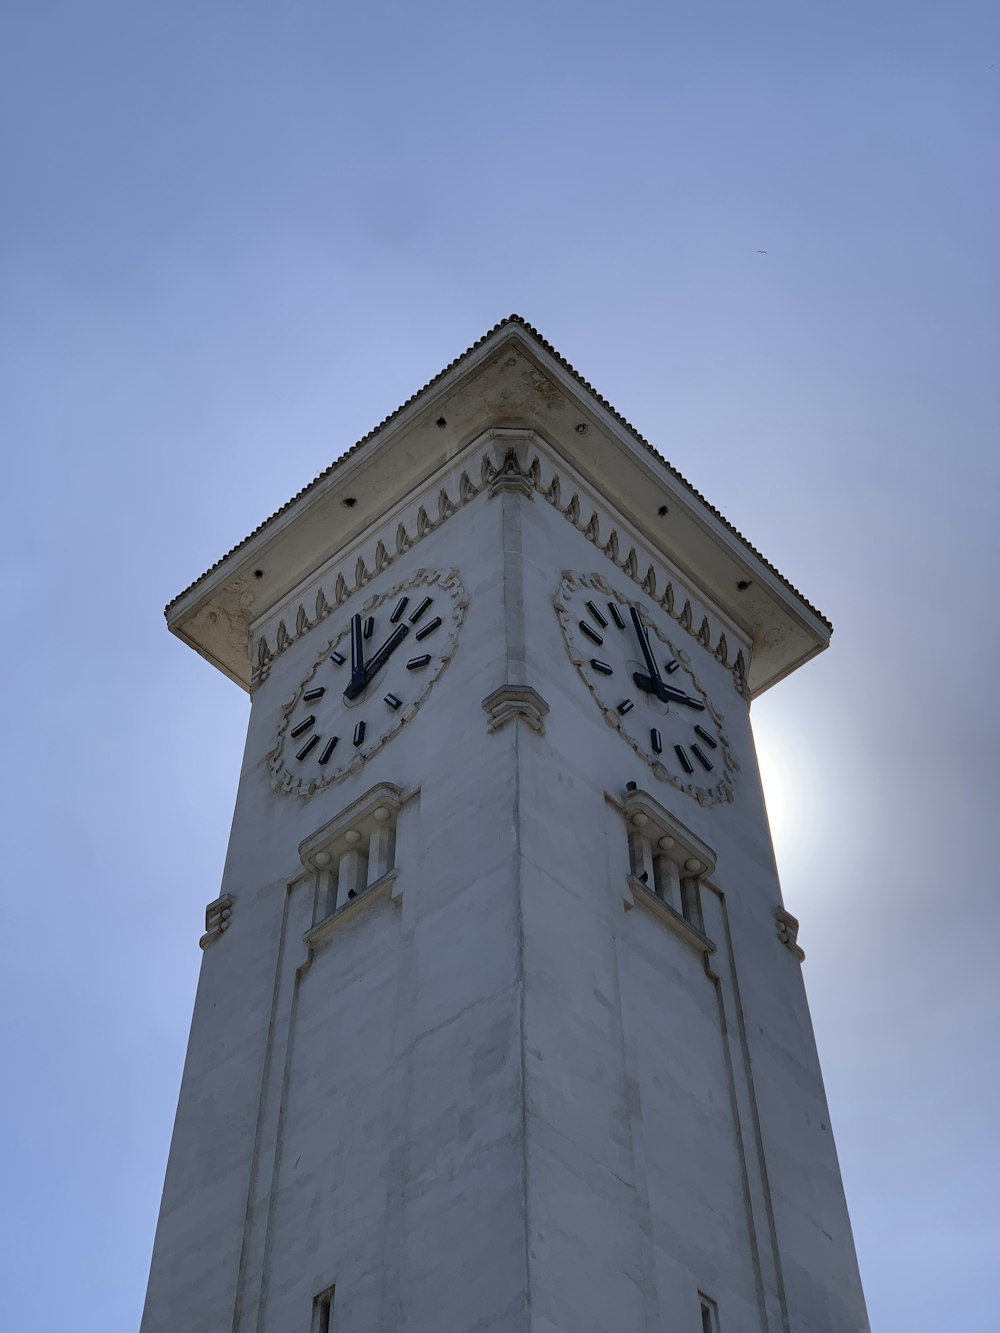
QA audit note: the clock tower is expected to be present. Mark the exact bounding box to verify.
[142,318,869,1333]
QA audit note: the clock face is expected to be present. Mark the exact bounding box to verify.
[269,569,467,797]
[555,571,737,804]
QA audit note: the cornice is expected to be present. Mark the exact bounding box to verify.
[251,443,751,701]
[165,316,830,636]
[166,319,830,699]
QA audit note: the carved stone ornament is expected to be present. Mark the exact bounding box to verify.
[775,906,805,961]
[555,570,738,805]
[482,684,550,736]
[200,893,233,949]
[267,569,467,799]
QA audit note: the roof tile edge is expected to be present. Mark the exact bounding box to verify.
[164,314,831,634]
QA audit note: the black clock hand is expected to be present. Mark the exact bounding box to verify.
[344,623,410,700]
[348,613,366,698]
[666,687,706,711]
[629,607,670,703]
[631,671,706,710]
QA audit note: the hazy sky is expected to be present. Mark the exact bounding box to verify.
[2,3,997,1330]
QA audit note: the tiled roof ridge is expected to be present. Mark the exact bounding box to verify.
[165,314,831,632]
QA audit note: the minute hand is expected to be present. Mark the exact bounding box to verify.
[343,623,410,700]
[629,607,669,700]
[348,612,366,697]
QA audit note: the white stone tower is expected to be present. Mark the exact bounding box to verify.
[142,317,869,1333]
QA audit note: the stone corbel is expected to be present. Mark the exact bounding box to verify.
[480,428,537,499]
[199,893,233,949]
[774,906,805,961]
[482,684,550,736]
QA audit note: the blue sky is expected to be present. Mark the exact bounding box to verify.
[2,2,998,1329]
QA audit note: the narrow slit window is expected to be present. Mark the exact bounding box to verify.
[312,1284,335,1333]
[699,1293,719,1333]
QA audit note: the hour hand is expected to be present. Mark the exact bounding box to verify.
[632,670,660,695]
[632,670,671,702]
[631,670,706,710]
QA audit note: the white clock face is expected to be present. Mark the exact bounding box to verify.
[269,568,467,797]
[555,571,737,804]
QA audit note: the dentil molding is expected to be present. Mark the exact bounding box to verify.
[251,444,749,700]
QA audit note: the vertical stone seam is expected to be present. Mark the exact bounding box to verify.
[231,884,293,1333]
[720,905,792,1333]
[605,826,662,1331]
[504,484,532,1328]
[253,952,306,1333]
[708,934,773,1333]
[513,720,532,1330]
[501,489,527,688]
[380,812,417,1331]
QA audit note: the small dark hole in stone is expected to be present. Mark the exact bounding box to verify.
[575,422,588,435]
[436,417,447,428]
[737,579,752,591]
[657,505,668,517]
[254,569,264,579]
[342,497,358,508]
[625,781,638,791]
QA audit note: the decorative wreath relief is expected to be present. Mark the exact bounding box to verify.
[268,568,467,798]
[554,571,738,806]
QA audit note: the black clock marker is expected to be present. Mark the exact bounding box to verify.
[363,616,375,640]
[409,596,433,624]
[608,602,626,629]
[694,725,717,749]
[414,615,442,642]
[353,720,366,747]
[674,744,694,774]
[580,621,604,646]
[691,744,713,772]
[406,654,431,670]
[303,687,326,702]
[330,651,345,666]
[318,737,339,764]
[665,659,680,675]
[390,596,409,624]
[617,699,635,715]
[290,715,316,739]
[590,658,614,675]
[586,600,609,628]
[651,728,663,754]
[385,693,402,711]
[296,734,320,761]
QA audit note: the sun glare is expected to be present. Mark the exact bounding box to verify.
[754,727,796,860]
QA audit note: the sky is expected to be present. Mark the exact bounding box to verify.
[1,2,997,1329]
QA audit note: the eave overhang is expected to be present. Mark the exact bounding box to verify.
[166,316,831,698]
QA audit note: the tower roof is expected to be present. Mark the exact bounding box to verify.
[166,316,831,696]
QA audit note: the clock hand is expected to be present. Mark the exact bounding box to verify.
[631,671,707,710]
[344,623,410,700]
[348,613,366,699]
[629,608,671,703]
